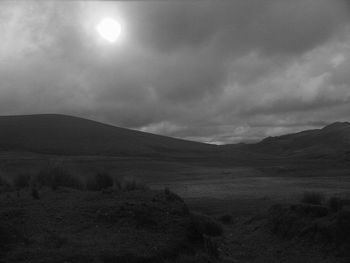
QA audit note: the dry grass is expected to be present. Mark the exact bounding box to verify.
[0,175,9,187]
[34,162,83,190]
[327,196,344,212]
[218,214,232,224]
[122,177,147,191]
[86,172,114,191]
[188,212,223,244]
[301,191,325,205]
[12,173,30,189]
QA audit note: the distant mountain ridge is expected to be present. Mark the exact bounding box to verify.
[248,122,350,158]
[0,114,349,160]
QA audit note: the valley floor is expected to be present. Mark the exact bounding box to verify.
[0,155,349,262]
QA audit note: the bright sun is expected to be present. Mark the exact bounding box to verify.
[96,18,121,43]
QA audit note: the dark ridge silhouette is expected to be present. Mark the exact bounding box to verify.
[0,114,349,161]
[0,114,217,156]
[249,122,350,158]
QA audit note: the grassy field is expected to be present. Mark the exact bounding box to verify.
[1,155,349,262]
[1,154,349,216]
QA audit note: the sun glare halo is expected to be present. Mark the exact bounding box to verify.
[96,18,121,43]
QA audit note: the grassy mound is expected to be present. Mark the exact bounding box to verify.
[0,188,222,262]
[269,201,350,245]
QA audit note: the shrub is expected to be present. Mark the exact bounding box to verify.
[35,163,83,190]
[301,191,325,205]
[164,187,171,195]
[0,176,11,194]
[0,225,11,252]
[86,172,114,191]
[166,252,219,263]
[336,208,350,242]
[219,214,232,224]
[328,196,344,212]
[269,204,302,238]
[13,173,30,189]
[31,187,40,199]
[113,177,122,191]
[290,203,328,217]
[188,212,223,243]
[122,178,147,191]
[0,176,9,187]
[163,188,184,202]
[45,232,67,249]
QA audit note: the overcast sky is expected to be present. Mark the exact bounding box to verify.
[1,1,350,144]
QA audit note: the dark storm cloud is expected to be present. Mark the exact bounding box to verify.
[1,0,350,143]
[127,0,348,55]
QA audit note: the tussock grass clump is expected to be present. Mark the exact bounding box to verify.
[45,232,67,249]
[0,226,11,252]
[113,177,122,191]
[165,252,219,263]
[188,212,223,243]
[13,173,30,189]
[122,178,147,191]
[0,175,9,187]
[86,172,114,191]
[0,175,11,194]
[86,173,147,192]
[301,191,325,205]
[31,187,40,200]
[336,208,350,243]
[219,214,232,224]
[35,163,83,190]
[328,196,344,212]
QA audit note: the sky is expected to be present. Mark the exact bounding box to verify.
[1,0,350,144]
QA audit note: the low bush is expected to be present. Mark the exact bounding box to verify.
[328,196,344,212]
[188,212,223,243]
[0,176,11,194]
[166,252,219,263]
[163,187,184,203]
[86,172,114,191]
[45,232,67,249]
[113,177,122,191]
[31,187,40,199]
[122,178,147,191]
[269,204,305,238]
[336,208,350,243]
[0,225,18,252]
[290,203,329,217]
[35,163,83,190]
[13,173,30,189]
[269,203,350,244]
[301,191,325,205]
[219,214,232,224]
[0,176,9,187]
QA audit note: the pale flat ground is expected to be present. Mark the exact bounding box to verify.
[1,156,349,214]
[146,166,350,217]
[148,166,349,199]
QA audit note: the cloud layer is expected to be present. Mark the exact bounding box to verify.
[1,0,350,143]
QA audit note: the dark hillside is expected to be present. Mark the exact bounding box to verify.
[239,122,350,160]
[0,114,217,157]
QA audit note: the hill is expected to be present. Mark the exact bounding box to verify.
[0,114,217,157]
[0,114,349,162]
[246,122,350,159]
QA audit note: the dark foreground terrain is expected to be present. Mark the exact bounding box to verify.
[0,187,219,263]
[0,183,349,263]
[0,114,349,262]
